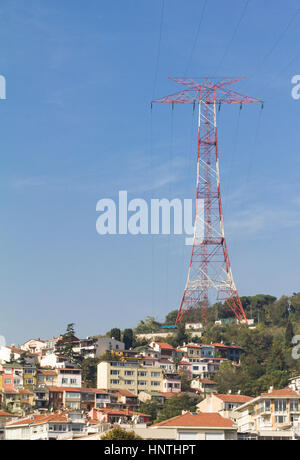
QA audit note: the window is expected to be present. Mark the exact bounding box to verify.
[110,370,120,375]
[125,380,134,385]
[151,372,160,377]
[275,415,287,424]
[138,371,147,377]
[4,379,12,385]
[264,400,271,412]
[66,392,80,398]
[62,378,68,384]
[70,379,77,384]
[110,379,120,385]
[138,381,147,386]
[275,400,287,413]
[290,400,299,412]
[25,379,34,385]
[125,371,134,376]
[151,381,160,386]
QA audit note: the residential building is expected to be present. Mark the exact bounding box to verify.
[162,373,181,394]
[190,378,217,394]
[288,375,300,394]
[97,361,164,394]
[111,389,139,409]
[33,386,50,411]
[5,411,86,440]
[56,367,82,388]
[20,339,46,355]
[185,323,204,338]
[212,343,243,363]
[233,387,300,440]
[179,357,223,380]
[198,393,253,419]
[23,365,37,390]
[149,342,175,360]
[79,336,125,359]
[0,364,23,390]
[0,346,23,364]
[0,410,17,440]
[40,353,76,369]
[37,369,57,386]
[147,411,237,440]
[178,343,215,359]
[88,407,151,425]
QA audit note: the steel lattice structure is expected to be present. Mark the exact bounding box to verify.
[152,77,262,325]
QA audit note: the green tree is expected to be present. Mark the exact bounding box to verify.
[109,328,121,342]
[123,329,134,349]
[57,323,83,365]
[285,321,294,347]
[137,400,159,423]
[101,426,142,440]
[81,357,99,387]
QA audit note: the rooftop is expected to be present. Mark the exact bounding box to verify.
[152,411,235,428]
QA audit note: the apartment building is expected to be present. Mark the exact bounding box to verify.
[212,343,243,364]
[233,388,300,440]
[0,364,23,390]
[97,361,164,394]
[179,357,223,380]
[56,368,81,388]
[79,336,125,359]
[37,369,57,386]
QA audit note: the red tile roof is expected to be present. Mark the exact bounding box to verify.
[154,342,174,350]
[212,343,242,350]
[261,388,300,397]
[96,408,150,417]
[215,394,253,403]
[158,392,182,398]
[0,410,16,417]
[152,411,235,428]
[199,379,217,385]
[116,389,137,397]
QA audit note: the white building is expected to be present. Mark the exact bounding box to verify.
[5,411,86,440]
[20,339,46,355]
[233,388,300,440]
[56,368,82,388]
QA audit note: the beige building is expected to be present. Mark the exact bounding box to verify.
[97,361,164,394]
[233,387,300,440]
[146,411,237,440]
[197,393,253,420]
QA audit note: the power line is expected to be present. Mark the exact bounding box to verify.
[184,0,208,77]
[216,0,251,74]
[250,7,300,78]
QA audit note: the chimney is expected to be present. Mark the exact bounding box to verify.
[268,386,273,393]
[228,390,232,394]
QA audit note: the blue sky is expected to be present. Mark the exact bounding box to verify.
[0,0,300,344]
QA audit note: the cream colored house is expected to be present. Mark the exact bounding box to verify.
[197,393,253,420]
[233,387,300,440]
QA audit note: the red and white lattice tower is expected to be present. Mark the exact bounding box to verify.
[152,77,262,325]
